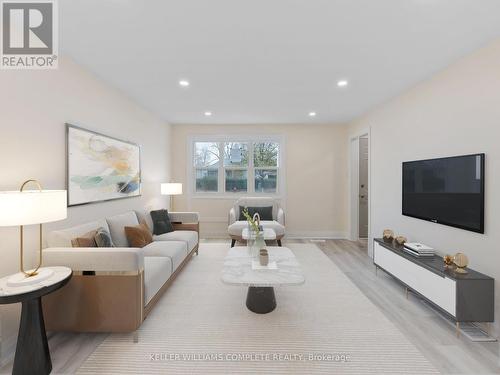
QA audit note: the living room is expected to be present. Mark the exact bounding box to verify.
[1,1,499,374]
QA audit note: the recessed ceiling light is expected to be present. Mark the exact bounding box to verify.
[337,79,348,87]
[178,80,190,87]
[204,111,212,117]
[308,112,316,117]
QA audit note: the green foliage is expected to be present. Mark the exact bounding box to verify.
[241,207,260,232]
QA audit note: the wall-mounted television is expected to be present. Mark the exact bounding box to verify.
[402,154,485,233]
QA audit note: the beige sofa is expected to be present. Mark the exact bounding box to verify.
[41,210,199,333]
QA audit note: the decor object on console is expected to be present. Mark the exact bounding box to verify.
[67,124,141,206]
[161,182,183,211]
[395,236,407,246]
[453,253,469,274]
[443,254,454,268]
[228,197,285,247]
[382,229,394,243]
[0,179,69,375]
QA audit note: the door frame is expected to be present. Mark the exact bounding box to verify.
[348,128,372,252]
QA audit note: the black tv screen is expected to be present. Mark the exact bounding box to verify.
[402,154,485,233]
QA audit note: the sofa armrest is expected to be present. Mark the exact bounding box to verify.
[277,208,285,226]
[43,247,144,272]
[229,207,237,225]
[168,212,199,223]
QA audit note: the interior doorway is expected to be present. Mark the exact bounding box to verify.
[358,136,369,238]
[349,131,370,244]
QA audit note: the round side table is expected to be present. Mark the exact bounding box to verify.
[0,267,72,375]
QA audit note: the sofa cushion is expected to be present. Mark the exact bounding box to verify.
[142,241,187,271]
[239,206,273,221]
[153,230,198,252]
[71,230,97,248]
[228,220,285,237]
[144,256,172,305]
[125,223,153,248]
[94,227,115,247]
[106,211,140,247]
[48,219,110,248]
[150,209,174,235]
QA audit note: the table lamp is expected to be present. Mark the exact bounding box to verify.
[0,179,67,286]
[161,182,182,211]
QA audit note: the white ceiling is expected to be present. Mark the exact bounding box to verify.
[61,0,500,125]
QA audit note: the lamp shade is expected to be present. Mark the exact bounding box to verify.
[0,190,67,226]
[161,183,183,195]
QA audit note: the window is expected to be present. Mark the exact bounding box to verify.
[253,142,279,193]
[194,142,219,192]
[191,138,282,195]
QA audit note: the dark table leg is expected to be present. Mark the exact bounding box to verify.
[13,297,51,375]
[246,287,276,314]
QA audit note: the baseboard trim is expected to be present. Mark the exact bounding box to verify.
[200,231,348,240]
[285,231,348,240]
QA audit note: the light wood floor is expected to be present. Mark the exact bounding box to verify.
[1,239,498,374]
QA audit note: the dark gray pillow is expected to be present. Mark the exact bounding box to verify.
[94,227,114,248]
[150,209,174,235]
[239,206,273,221]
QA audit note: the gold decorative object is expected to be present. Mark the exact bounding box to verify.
[395,236,407,246]
[453,253,469,274]
[259,249,269,266]
[383,229,394,243]
[443,255,454,268]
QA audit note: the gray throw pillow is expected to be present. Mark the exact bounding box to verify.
[94,227,115,247]
[239,206,273,221]
[150,209,174,235]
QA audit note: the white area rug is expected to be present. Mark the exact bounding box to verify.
[77,243,438,374]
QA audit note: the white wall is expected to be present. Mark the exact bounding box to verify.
[171,123,349,238]
[0,57,171,364]
[349,38,500,336]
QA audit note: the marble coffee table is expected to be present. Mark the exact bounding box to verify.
[221,246,305,314]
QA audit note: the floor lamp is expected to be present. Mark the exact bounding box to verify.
[161,183,183,211]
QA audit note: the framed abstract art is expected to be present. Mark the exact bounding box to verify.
[66,124,141,206]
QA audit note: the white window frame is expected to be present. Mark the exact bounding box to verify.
[187,135,285,199]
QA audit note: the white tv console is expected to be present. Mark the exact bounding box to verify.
[373,239,494,336]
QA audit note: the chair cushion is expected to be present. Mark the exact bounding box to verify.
[144,256,172,305]
[228,220,285,237]
[125,223,153,248]
[239,206,273,221]
[153,230,198,252]
[106,211,140,247]
[142,241,187,271]
[150,209,174,235]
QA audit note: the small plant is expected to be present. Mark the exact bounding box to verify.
[241,207,260,233]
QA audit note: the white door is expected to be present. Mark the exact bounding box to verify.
[358,136,369,238]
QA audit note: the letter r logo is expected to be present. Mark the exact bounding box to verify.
[2,2,53,54]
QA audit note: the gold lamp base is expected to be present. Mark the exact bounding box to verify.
[19,179,44,278]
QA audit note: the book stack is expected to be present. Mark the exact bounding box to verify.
[403,242,435,257]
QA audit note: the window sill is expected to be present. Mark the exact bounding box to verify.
[189,194,283,200]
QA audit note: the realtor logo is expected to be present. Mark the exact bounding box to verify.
[1,0,58,69]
